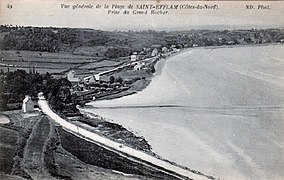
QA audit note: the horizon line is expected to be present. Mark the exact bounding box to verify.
[1,24,284,32]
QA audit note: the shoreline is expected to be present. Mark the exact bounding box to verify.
[88,42,283,104]
[85,48,192,104]
[81,44,284,179]
[79,42,284,158]
[71,108,154,153]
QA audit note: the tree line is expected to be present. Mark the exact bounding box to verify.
[1,25,283,59]
[0,70,75,112]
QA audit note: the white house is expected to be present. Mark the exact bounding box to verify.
[22,95,34,113]
[89,75,96,84]
[38,92,45,100]
[131,52,138,61]
[151,48,159,57]
[193,44,199,47]
[94,74,100,81]
[162,47,168,53]
[67,70,80,83]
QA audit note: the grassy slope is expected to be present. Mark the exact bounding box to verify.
[0,111,147,179]
[0,126,18,174]
[22,116,51,178]
[58,127,178,180]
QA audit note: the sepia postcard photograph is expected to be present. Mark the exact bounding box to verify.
[0,0,284,179]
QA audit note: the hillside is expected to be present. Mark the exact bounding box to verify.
[1,25,284,59]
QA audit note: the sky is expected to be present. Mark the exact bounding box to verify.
[1,0,284,30]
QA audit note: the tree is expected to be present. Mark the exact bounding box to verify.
[116,76,123,84]
[150,66,155,73]
[109,76,115,84]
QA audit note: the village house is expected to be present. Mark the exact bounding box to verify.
[88,75,96,84]
[183,44,189,48]
[143,47,151,53]
[22,95,34,113]
[227,40,235,45]
[134,62,144,71]
[151,48,159,57]
[192,44,199,47]
[131,52,138,61]
[151,44,162,57]
[170,45,180,52]
[67,70,80,83]
[94,74,100,81]
[162,47,168,53]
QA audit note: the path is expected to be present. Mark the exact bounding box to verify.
[22,116,53,179]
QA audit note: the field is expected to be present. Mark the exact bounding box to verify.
[0,50,134,81]
[0,50,104,75]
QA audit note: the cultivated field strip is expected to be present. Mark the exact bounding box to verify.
[22,116,52,179]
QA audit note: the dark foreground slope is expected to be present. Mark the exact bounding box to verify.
[0,111,185,180]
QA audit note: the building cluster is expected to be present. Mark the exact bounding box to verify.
[65,43,184,102]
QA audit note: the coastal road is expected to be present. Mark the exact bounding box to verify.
[38,98,212,180]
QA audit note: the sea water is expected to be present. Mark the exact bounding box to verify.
[85,44,284,179]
